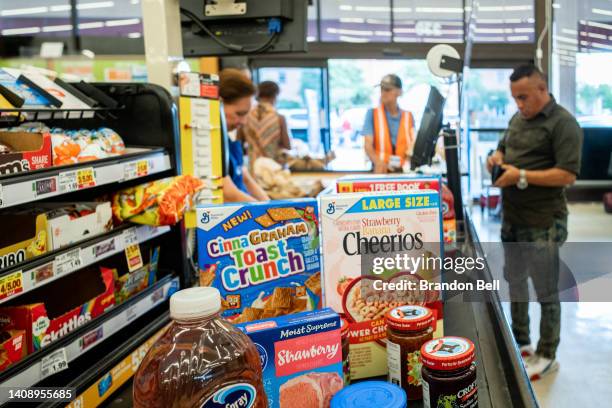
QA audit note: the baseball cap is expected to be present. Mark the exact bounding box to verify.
[378,74,402,90]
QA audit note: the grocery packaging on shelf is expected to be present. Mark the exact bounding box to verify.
[0,69,53,109]
[0,329,26,372]
[133,287,267,408]
[335,174,456,243]
[6,123,126,166]
[5,69,93,117]
[112,175,206,226]
[0,265,115,353]
[196,199,321,323]
[236,308,344,408]
[102,245,160,304]
[319,190,443,379]
[43,202,113,250]
[0,131,52,175]
[0,209,48,271]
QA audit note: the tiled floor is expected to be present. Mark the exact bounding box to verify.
[471,202,612,408]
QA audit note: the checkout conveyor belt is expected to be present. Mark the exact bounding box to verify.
[102,213,538,408]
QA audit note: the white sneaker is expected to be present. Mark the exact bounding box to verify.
[519,344,535,359]
[525,354,559,381]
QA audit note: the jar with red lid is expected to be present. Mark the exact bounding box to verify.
[420,336,477,408]
[385,305,435,400]
[340,316,351,385]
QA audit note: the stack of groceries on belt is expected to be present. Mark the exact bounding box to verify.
[138,175,474,408]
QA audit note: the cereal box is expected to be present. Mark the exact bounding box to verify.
[336,175,456,243]
[196,199,321,323]
[319,190,443,379]
[236,308,344,408]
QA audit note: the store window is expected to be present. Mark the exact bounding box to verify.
[552,0,612,125]
[0,0,72,37]
[393,0,464,43]
[471,0,535,43]
[464,68,514,196]
[256,67,328,155]
[307,1,318,42]
[319,0,392,43]
[77,0,142,38]
[328,59,459,171]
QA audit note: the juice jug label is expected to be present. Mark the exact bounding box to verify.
[201,383,256,408]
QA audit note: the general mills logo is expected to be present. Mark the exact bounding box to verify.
[326,202,336,215]
[201,211,211,224]
[254,342,268,370]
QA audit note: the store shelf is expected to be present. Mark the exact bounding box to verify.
[0,147,172,209]
[0,107,122,124]
[0,275,179,403]
[61,313,170,408]
[0,223,171,305]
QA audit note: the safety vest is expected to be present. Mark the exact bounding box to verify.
[372,104,415,165]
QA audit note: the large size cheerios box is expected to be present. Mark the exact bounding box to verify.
[196,199,321,323]
[319,190,443,379]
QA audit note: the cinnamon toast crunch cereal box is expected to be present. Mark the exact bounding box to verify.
[319,190,443,379]
[196,199,321,323]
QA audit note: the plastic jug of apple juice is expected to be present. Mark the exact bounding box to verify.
[133,287,268,408]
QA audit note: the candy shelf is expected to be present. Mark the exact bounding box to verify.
[0,224,171,305]
[0,82,188,406]
[0,147,172,209]
[0,274,179,404]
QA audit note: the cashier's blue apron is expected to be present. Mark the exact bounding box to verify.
[228,138,248,193]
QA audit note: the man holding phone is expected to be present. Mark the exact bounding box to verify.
[487,64,583,380]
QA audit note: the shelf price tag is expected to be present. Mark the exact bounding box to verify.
[41,347,68,379]
[123,228,143,272]
[0,270,23,301]
[54,248,83,276]
[123,160,149,181]
[58,171,78,193]
[76,167,96,189]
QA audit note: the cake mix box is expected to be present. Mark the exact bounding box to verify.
[336,175,456,243]
[196,199,321,323]
[319,190,444,379]
[236,308,344,408]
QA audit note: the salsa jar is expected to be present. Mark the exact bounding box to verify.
[340,315,351,385]
[420,336,477,408]
[385,305,435,400]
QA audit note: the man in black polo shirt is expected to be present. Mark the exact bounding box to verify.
[487,64,583,380]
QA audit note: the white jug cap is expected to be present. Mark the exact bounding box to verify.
[170,287,221,320]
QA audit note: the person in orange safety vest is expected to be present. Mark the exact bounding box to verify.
[362,74,416,173]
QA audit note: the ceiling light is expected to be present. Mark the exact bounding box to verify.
[77,2,115,11]
[392,7,412,13]
[592,8,612,17]
[327,28,373,36]
[50,5,72,12]
[105,18,140,27]
[42,24,73,32]
[586,21,612,30]
[2,26,41,35]
[339,18,365,24]
[78,22,105,29]
[1,6,48,16]
[339,35,370,43]
[415,7,463,13]
[514,27,534,33]
[475,28,504,34]
[507,35,530,41]
[128,32,142,38]
[339,5,353,11]
[553,35,578,44]
[355,6,390,12]
[587,32,607,40]
[553,4,561,9]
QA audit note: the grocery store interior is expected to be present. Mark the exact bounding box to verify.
[0,0,610,407]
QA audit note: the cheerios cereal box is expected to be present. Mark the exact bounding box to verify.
[196,199,321,324]
[319,190,443,379]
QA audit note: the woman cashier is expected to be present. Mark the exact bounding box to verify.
[220,68,269,202]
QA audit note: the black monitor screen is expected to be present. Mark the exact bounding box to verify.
[411,86,446,170]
